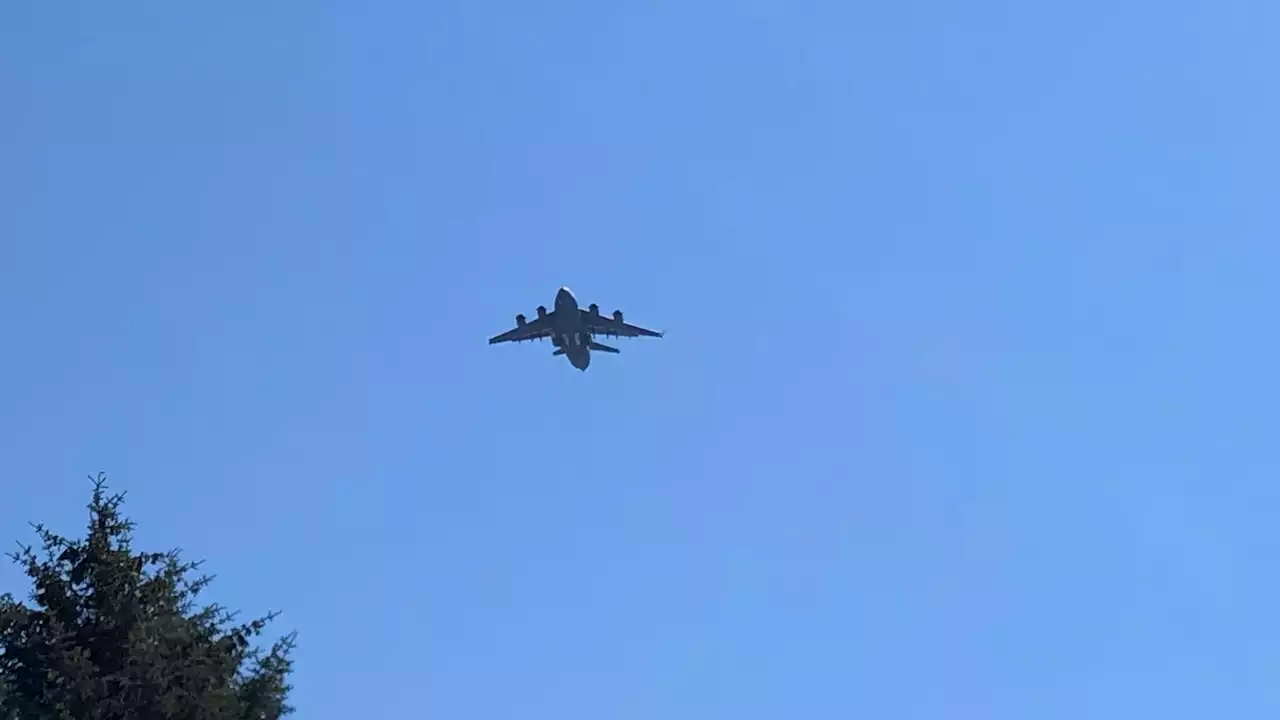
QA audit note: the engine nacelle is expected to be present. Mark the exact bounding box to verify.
[536,305,548,319]
[589,303,600,315]
[613,310,623,322]
[515,313,526,327]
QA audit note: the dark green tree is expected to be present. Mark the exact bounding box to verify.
[0,474,296,719]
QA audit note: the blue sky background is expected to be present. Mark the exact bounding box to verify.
[3,2,1279,717]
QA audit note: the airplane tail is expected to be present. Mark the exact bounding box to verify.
[555,342,619,356]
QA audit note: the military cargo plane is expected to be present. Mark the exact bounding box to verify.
[488,287,663,370]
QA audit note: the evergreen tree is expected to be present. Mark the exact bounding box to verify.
[0,474,296,719]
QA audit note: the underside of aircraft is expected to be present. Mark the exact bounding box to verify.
[487,287,663,370]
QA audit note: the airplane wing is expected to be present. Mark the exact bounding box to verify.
[488,311,555,344]
[579,309,663,338]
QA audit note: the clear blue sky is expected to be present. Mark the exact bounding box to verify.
[3,2,1278,717]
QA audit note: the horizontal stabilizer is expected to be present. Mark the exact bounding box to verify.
[589,341,620,354]
[552,348,566,356]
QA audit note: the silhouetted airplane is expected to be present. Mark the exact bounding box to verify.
[488,287,663,370]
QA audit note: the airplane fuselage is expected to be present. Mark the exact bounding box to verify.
[551,287,592,370]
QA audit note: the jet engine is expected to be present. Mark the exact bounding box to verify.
[588,303,600,315]
[613,310,623,322]
[536,305,548,319]
[515,314,526,327]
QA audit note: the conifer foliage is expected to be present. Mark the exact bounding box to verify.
[0,474,296,719]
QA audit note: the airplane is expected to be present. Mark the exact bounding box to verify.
[488,287,663,371]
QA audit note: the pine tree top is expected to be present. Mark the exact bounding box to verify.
[0,473,296,720]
